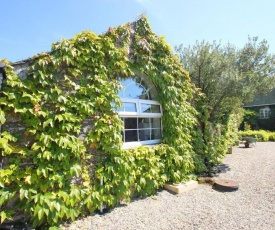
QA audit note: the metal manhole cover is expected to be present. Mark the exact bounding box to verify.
[213,179,239,192]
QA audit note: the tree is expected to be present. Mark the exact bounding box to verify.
[237,37,275,102]
[175,37,275,124]
[175,37,275,173]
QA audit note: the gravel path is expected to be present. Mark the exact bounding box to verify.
[62,142,275,230]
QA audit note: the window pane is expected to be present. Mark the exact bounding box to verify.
[151,104,161,113]
[117,106,124,112]
[124,102,137,112]
[141,104,161,113]
[119,78,151,99]
[152,118,161,129]
[260,108,270,119]
[152,129,161,140]
[121,117,162,143]
[141,104,151,113]
[138,118,150,129]
[124,118,137,129]
[118,90,124,98]
[139,129,150,141]
[124,86,149,99]
[125,130,138,142]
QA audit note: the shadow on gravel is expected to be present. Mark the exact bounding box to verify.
[96,194,155,216]
[211,163,231,175]
[199,163,231,178]
[0,222,31,230]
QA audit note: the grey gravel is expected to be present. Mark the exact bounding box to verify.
[62,142,275,230]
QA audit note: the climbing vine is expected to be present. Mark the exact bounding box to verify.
[0,16,236,228]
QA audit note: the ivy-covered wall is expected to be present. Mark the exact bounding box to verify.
[0,16,237,228]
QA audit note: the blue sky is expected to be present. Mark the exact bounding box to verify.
[1,0,275,63]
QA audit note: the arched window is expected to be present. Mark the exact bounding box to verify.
[118,76,162,148]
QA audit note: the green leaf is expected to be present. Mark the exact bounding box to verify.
[70,164,82,177]
[54,202,61,212]
[0,211,13,223]
[31,142,42,151]
[0,110,6,124]
[25,175,32,185]
[55,114,63,122]
[0,190,14,206]
[40,134,51,146]
[0,98,8,105]
[0,211,7,223]
[43,118,53,128]
[42,151,51,160]
[33,205,40,217]
[57,95,68,103]
[0,138,8,148]
[41,168,48,178]
[37,209,44,221]
[49,202,55,212]
[69,209,77,221]
[140,177,146,186]
[19,188,29,200]
[7,92,16,100]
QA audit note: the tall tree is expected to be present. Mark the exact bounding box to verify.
[175,37,275,124]
[237,37,275,102]
[176,38,275,173]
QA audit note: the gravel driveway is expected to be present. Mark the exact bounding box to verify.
[62,142,275,230]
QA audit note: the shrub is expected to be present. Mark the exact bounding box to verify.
[239,130,275,141]
[239,109,258,130]
[267,132,275,141]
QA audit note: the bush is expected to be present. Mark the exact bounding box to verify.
[268,132,275,141]
[239,130,275,141]
[239,109,258,130]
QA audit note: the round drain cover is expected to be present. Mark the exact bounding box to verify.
[213,179,239,192]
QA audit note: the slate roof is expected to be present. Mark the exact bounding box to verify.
[243,89,275,107]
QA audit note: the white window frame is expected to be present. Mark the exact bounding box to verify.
[119,98,162,148]
[259,107,270,119]
[118,98,162,116]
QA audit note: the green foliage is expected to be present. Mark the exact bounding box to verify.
[239,109,258,130]
[237,36,275,101]
[0,16,230,228]
[239,130,275,141]
[0,16,197,227]
[176,38,275,121]
[126,146,165,196]
[175,41,241,124]
[175,37,275,173]
[268,132,275,141]
[225,111,243,146]
[96,145,167,205]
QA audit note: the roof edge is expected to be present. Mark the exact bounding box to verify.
[243,103,275,108]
